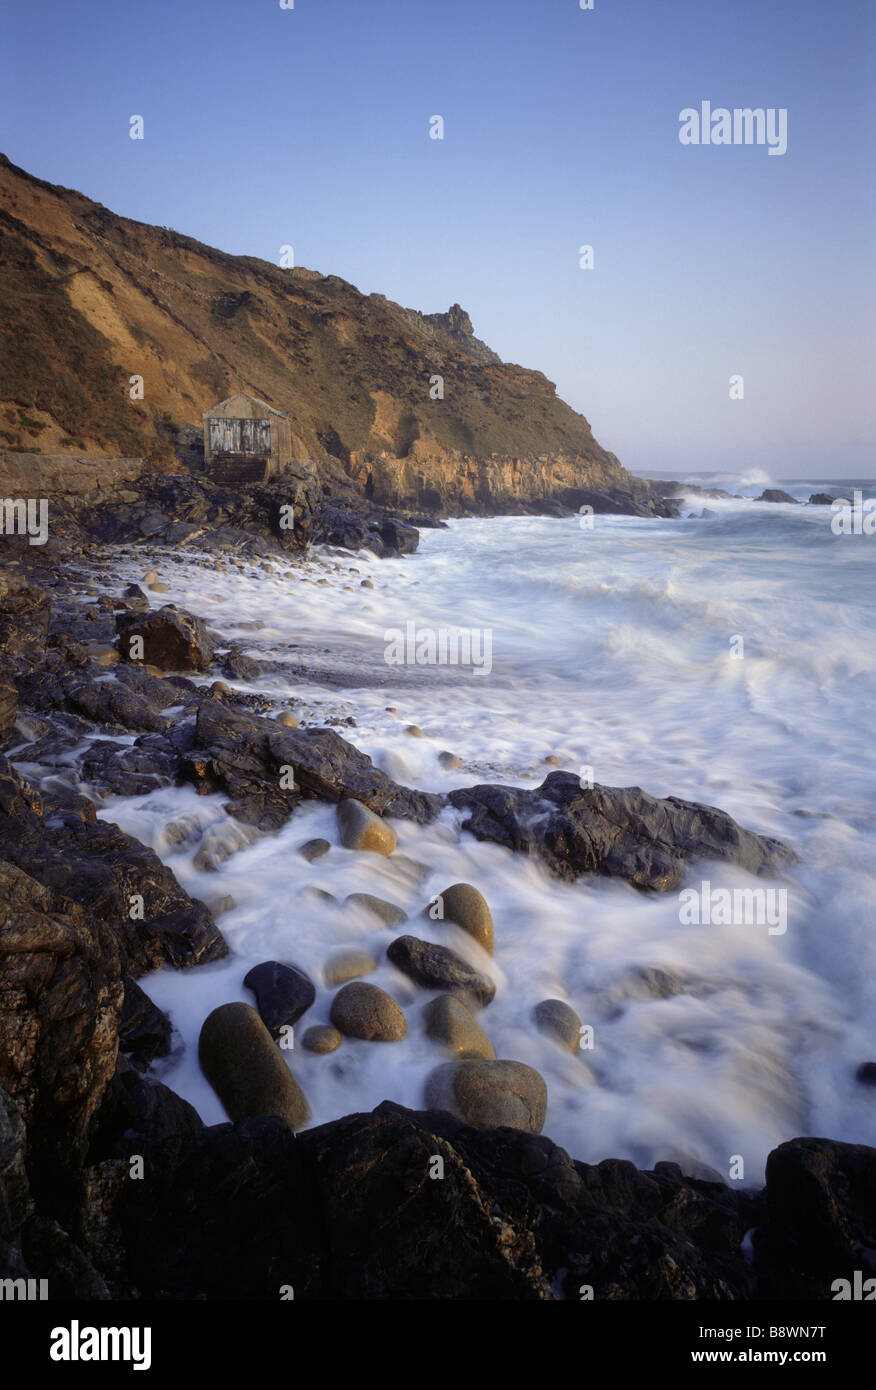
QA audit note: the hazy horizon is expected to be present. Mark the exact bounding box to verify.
[1,0,873,479]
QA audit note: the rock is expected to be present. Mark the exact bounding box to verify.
[277,712,299,728]
[323,948,378,987]
[433,882,494,955]
[336,798,397,855]
[301,1025,342,1054]
[116,605,215,672]
[198,1003,310,1129]
[298,837,330,862]
[147,581,170,593]
[533,999,582,1052]
[387,935,496,1007]
[360,579,374,589]
[604,966,688,1013]
[755,489,799,504]
[118,977,172,1071]
[181,700,440,832]
[329,981,407,1041]
[142,571,159,584]
[855,1062,876,1086]
[406,725,425,738]
[243,961,316,1036]
[424,994,495,1060]
[345,892,407,927]
[0,676,17,747]
[438,751,462,771]
[808,493,836,506]
[448,771,795,891]
[425,1060,548,1134]
[544,754,559,766]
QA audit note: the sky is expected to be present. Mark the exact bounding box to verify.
[1,0,874,479]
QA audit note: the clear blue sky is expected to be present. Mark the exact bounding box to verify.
[2,0,873,479]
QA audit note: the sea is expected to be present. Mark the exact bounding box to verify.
[98,469,876,1184]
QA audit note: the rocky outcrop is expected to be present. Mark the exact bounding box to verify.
[448,772,795,890]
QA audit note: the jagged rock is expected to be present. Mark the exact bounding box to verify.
[426,1060,548,1134]
[755,489,799,504]
[0,755,227,977]
[118,976,172,1071]
[0,860,124,1204]
[424,994,495,1060]
[533,999,582,1052]
[433,882,494,955]
[116,605,215,671]
[243,961,316,1036]
[199,1002,311,1130]
[448,772,795,891]
[329,981,407,1042]
[180,699,441,831]
[387,935,496,1007]
[809,493,836,506]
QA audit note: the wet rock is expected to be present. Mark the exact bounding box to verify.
[198,1002,310,1129]
[337,798,397,855]
[301,1025,342,1054]
[438,750,462,770]
[424,994,495,1060]
[809,493,836,506]
[533,999,582,1052]
[277,712,299,728]
[116,605,215,672]
[433,882,494,955]
[755,489,799,504]
[118,977,172,1072]
[0,676,17,747]
[298,837,330,862]
[855,1062,876,1086]
[193,817,258,871]
[243,961,316,1036]
[345,892,407,926]
[406,725,425,738]
[329,981,406,1041]
[387,935,496,1007]
[323,949,378,987]
[425,1060,548,1134]
[448,771,795,891]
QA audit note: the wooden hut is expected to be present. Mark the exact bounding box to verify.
[202,392,292,483]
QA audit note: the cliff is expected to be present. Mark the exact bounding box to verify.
[0,153,631,511]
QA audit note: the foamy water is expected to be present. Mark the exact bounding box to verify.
[94,476,876,1182]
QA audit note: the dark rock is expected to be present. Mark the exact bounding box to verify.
[116,605,215,671]
[387,935,496,1006]
[448,771,795,891]
[856,1062,876,1086]
[298,837,330,862]
[808,493,836,506]
[243,960,316,1037]
[118,976,172,1071]
[755,489,799,504]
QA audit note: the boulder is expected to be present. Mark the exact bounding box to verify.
[425,1060,548,1133]
[118,976,172,1071]
[298,838,330,862]
[423,994,495,1060]
[243,961,316,1036]
[808,493,836,506]
[323,949,378,987]
[115,605,215,672]
[329,982,406,1042]
[387,935,495,1006]
[345,892,407,927]
[755,489,798,504]
[533,999,582,1052]
[198,1002,310,1129]
[433,882,494,955]
[337,799,397,855]
[301,1025,342,1054]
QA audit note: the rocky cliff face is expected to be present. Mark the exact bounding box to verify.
[0,153,631,510]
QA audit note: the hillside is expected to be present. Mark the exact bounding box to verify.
[0,153,631,510]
